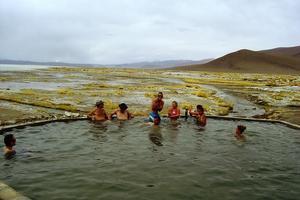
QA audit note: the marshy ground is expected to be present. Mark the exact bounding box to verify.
[0,67,299,125]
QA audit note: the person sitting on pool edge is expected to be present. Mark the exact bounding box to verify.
[149,92,164,125]
[88,100,108,121]
[235,125,246,140]
[168,101,180,120]
[3,134,16,158]
[189,105,207,127]
[109,103,133,120]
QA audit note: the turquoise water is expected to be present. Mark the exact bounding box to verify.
[1,119,300,200]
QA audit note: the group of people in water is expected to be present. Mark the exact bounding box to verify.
[3,91,246,158]
[88,91,207,126]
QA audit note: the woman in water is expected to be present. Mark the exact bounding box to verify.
[168,101,180,120]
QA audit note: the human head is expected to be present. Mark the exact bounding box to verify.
[157,92,163,100]
[196,105,204,113]
[119,103,128,112]
[153,118,161,125]
[95,100,104,108]
[4,134,16,147]
[172,101,178,108]
[236,125,246,134]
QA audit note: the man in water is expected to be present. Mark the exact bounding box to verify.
[189,105,207,127]
[88,100,108,121]
[168,101,180,120]
[3,134,16,158]
[149,92,164,125]
[109,103,133,120]
[235,125,246,140]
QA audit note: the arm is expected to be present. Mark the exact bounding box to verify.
[158,101,164,111]
[128,111,134,119]
[88,108,96,117]
[168,108,172,117]
[189,110,197,117]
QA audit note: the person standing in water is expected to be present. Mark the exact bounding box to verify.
[189,105,207,127]
[88,100,108,121]
[149,92,164,125]
[109,103,133,120]
[3,134,16,158]
[168,101,180,120]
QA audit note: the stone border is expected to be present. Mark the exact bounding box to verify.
[205,115,300,130]
[0,115,299,133]
[0,181,31,200]
[0,117,88,133]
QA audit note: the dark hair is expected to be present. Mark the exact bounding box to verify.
[237,125,246,133]
[119,103,128,111]
[158,92,163,98]
[196,105,204,111]
[172,101,178,107]
[4,134,15,147]
[95,100,104,107]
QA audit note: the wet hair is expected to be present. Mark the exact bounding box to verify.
[4,134,15,147]
[172,101,178,107]
[158,92,163,98]
[237,125,246,133]
[196,105,204,112]
[95,100,104,107]
[119,103,128,111]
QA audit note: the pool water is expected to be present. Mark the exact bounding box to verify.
[1,119,300,200]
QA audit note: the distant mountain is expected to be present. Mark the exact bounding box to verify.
[173,46,300,74]
[112,59,213,69]
[0,59,212,69]
[260,46,300,59]
[0,59,103,67]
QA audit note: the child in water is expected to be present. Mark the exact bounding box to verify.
[88,100,108,121]
[168,101,180,120]
[3,134,16,158]
[149,92,164,125]
[235,125,246,140]
[110,103,133,120]
[189,105,207,127]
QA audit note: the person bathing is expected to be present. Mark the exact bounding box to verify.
[110,103,133,120]
[168,101,180,120]
[149,92,164,125]
[235,125,246,140]
[189,105,207,127]
[88,100,108,121]
[3,134,16,158]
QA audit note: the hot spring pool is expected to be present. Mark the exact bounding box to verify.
[1,118,300,200]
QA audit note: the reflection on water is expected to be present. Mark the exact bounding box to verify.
[0,118,299,200]
[149,126,163,146]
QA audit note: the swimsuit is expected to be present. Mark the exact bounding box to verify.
[149,111,161,122]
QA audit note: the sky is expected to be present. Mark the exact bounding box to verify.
[0,0,299,64]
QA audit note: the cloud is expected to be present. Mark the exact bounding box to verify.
[0,0,299,64]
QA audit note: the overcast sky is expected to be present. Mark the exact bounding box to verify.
[0,0,299,64]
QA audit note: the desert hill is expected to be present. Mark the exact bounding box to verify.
[173,46,300,74]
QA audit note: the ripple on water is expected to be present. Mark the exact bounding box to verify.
[0,118,299,200]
